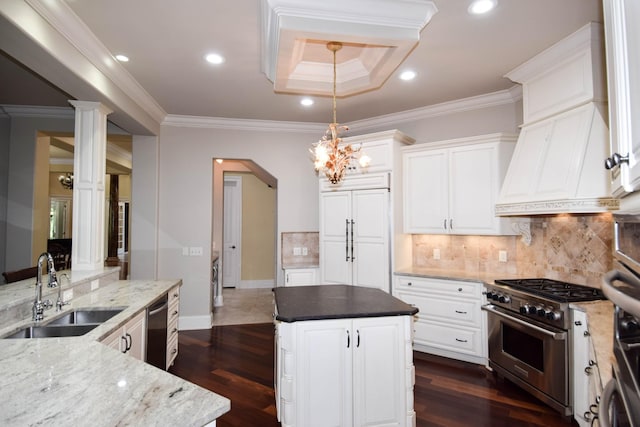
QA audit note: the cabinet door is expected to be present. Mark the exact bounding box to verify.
[352,317,406,427]
[126,310,146,361]
[320,192,352,285]
[284,268,318,286]
[403,149,449,233]
[102,327,124,352]
[604,0,640,195]
[352,189,389,292]
[449,144,499,234]
[296,319,352,427]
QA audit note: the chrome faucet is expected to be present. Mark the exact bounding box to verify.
[33,252,57,321]
[57,273,70,311]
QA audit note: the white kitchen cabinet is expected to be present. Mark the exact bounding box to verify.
[283,267,318,286]
[394,274,487,365]
[101,309,147,361]
[275,315,414,427]
[571,309,602,427]
[603,0,640,196]
[403,133,517,235]
[166,285,180,369]
[320,188,389,291]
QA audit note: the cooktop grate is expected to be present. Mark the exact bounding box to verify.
[494,278,606,303]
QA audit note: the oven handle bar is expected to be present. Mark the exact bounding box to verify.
[598,378,617,427]
[482,304,567,340]
[603,268,640,318]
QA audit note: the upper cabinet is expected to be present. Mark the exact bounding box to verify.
[603,0,640,196]
[402,133,517,235]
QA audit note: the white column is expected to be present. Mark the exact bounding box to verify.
[69,101,112,271]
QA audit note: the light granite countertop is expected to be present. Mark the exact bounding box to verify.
[395,268,615,389]
[0,275,230,426]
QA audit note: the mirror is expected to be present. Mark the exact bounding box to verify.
[49,198,72,239]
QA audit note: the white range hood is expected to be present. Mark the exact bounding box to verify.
[496,23,619,216]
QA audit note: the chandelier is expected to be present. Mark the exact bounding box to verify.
[58,173,74,190]
[311,42,370,184]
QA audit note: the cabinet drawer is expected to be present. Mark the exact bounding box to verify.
[167,335,179,368]
[168,285,180,306]
[414,320,483,357]
[396,276,482,299]
[398,290,480,327]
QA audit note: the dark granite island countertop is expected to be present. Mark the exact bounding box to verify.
[274,284,418,322]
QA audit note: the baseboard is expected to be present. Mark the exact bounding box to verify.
[178,314,213,331]
[239,279,274,289]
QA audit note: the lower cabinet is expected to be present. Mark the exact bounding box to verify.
[394,274,487,365]
[283,268,318,286]
[166,285,180,369]
[275,315,415,427]
[101,310,147,361]
[571,309,602,427]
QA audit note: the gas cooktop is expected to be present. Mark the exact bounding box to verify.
[494,278,606,303]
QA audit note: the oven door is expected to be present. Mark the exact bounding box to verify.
[483,304,569,414]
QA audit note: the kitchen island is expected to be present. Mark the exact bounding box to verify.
[274,285,418,427]
[0,272,230,426]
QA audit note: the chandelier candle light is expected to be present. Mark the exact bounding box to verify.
[311,42,370,184]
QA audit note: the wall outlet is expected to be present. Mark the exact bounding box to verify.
[433,248,441,260]
[293,247,302,256]
[302,247,308,256]
[190,247,203,256]
[499,250,508,262]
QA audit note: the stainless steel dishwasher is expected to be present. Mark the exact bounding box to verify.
[146,294,168,369]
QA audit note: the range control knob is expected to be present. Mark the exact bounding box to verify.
[491,293,500,301]
[528,306,538,315]
[536,307,546,317]
[546,311,561,321]
[498,295,511,303]
[485,291,494,300]
[519,305,529,315]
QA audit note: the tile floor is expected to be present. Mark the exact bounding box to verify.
[211,287,275,326]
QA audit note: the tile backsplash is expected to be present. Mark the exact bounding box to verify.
[412,213,613,288]
[281,232,319,268]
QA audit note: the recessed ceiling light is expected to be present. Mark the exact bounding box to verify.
[399,70,417,81]
[300,98,314,107]
[205,53,225,65]
[468,0,497,15]
[115,54,129,62]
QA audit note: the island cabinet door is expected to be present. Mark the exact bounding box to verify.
[296,319,353,427]
[352,316,408,427]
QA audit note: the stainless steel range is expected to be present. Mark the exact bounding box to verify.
[482,278,606,416]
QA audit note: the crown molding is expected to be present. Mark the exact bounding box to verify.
[162,114,326,133]
[0,105,75,119]
[351,87,522,132]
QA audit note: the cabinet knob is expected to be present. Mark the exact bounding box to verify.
[407,282,412,286]
[605,152,629,169]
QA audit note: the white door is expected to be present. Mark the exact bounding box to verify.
[297,319,352,427]
[320,191,352,285]
[351,189,389,292]
[352,316,405,427]
[223,176,242,288]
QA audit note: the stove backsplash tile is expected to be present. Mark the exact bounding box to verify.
[411,213,613,288]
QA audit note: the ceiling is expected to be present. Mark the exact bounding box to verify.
[0,0,604,127]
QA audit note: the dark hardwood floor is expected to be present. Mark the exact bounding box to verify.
[170,323,577,427]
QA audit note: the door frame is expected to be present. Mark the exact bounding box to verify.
[223,175,242,288]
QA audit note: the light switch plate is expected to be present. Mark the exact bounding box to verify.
[499,250,508,262]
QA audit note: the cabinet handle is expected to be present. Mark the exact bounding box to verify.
[120,336,128,353]
[457,288,463,292]
[585,366,592,375]
[345,219,350,261]
[350,220,355,262]
[455,338,468,343]
[356,330,360,348]
[125,333,132,352]
[171,348,178,355]
[455,310,467,314]
[346,330,351,348]
[173,292,179,298]
[286,274,289,283]
[443,219,447,230]
[589,359,596,367]
[574,321,582,326]
[173,310,179,316]
[407,282,412,286]
[584,330,590,337]
[449,219,453,229]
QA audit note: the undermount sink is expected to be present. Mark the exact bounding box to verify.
[3,307,126,339]
[47,308,125,326]
[4,324,100,339]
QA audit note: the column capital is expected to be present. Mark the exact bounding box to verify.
[69,100,113,115]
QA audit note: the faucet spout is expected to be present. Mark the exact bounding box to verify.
[33,252,55,321]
